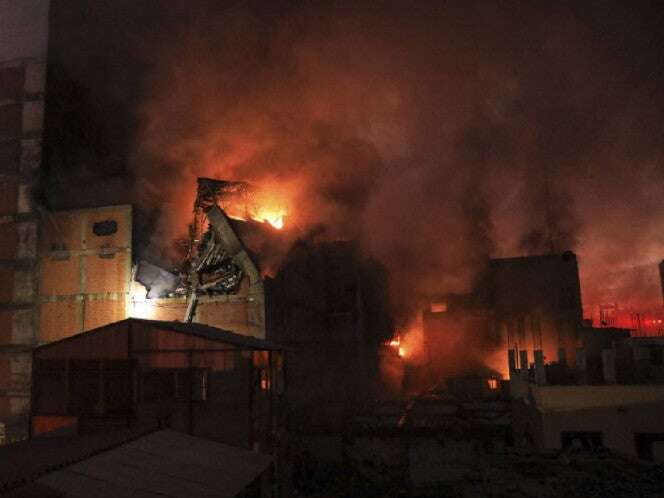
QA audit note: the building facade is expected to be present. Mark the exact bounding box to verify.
[0,0,51,442]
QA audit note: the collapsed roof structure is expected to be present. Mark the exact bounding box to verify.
[132,178,273,337]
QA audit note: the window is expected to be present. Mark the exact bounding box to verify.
[561,431,603,450]
[487,378,499,391]
[431,302,448,313]
[635,433,664,463]
[92,219,118,236]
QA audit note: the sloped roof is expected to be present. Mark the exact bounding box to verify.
[0,425,156,495]
[1,430,272,498]
[133,318,287,350]
[33,318,288,353]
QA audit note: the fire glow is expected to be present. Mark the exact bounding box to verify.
[221,188,289,230]
[252,207,286,230]
[386,335,404,358]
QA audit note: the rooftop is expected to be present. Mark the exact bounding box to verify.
[34,318,288,353]
[0,429,272,498]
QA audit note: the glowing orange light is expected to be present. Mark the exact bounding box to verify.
[487,378,499,390]
[221,186,289,230]
[254,209,285,229]
[385,335,404,357]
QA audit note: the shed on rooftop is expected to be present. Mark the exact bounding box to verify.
[31,319,286,451]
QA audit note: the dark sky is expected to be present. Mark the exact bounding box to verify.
[41,0,664,314]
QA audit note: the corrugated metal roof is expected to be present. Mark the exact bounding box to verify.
[133,318,288,350]
[0,426,156,493]
[3,430,272,498]
[34,318,289,352]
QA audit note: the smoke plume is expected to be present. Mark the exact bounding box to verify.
[44,0,664,323]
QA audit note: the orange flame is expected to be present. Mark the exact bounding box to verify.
[253,208,286,229]
[221,185,289,230]
[386,335,404,358]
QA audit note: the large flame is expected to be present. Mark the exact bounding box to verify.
[221,186,289,230]
[252,207,286,229]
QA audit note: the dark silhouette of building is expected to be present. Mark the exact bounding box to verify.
[267,239,392,434]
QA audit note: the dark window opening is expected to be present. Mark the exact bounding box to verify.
[561,431,604,451]
[92,219,118,236]
[635,433,664,462]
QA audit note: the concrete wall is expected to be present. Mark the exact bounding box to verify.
[540,401,664,460]
[530,384,664,411]
[512,382,664,461]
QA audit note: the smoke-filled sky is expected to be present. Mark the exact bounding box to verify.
[42,0,664,318]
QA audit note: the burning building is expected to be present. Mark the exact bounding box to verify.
[131,179,273,339]
[422,251,583,386]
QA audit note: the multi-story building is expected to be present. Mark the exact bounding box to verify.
[423,251,584,384]
[0,0,51,442]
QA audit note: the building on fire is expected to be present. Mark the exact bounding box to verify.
[423,251,583,384]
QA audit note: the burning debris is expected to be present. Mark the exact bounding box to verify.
[196,177,287,230]
[131,178,273,322]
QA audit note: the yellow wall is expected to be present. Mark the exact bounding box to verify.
[38,205,132,343]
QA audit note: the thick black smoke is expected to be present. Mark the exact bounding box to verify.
[42,0,664,321]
